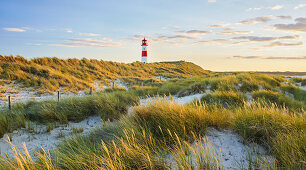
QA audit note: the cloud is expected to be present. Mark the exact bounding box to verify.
[196,39,230,44]
[273,17,306,32]
[217,31,252,35]
[157,35,202,43]
[237,16,274,25]
[208,0,216,3]
[247,7,262,11]
[223,27,234,31]
[128,33,200,45]
[247,5,284,11]
[195,35,300,45]
[264,41,303,47]
[79,33,100,36]
[210,24,229,28]
[49,38,121,48]
[184,30,212,34]
[295,4,306,10]
[270,5,284,10]
[230,56,306,60]
[66,29,72,33]
[277,16,292,20]
[3,28,26,32]
[232,35,299,42]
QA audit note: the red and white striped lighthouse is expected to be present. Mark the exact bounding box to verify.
[141,38,148,63]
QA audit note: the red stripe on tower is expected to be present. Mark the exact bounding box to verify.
[141,38,148,63]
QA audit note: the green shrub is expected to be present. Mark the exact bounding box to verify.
[24,91,138,123]
[280,84,306,104]
[0,103,26,138]
[290,77,306,86]
[201,91,247,107]
[252,90,305,112]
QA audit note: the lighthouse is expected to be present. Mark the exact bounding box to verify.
[141,38,148,63]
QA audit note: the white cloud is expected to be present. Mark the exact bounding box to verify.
[247,5,284,11]
[247,7,262,11]
[184,30,212,34]
[66,29,73,33]
[210,24,229,28]
[49,38,121,48]
[3,28,26,32]
[217,31,252,35]
[270,5,284,10]
[208,0,216,3]
[294,4,306,10]
[79,33,100,36]
[196,39,229,44]
[237,16,274,25]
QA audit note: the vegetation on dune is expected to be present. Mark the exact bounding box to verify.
[0,91,138,138]
[135,101,305,169]
[158,72,305,112]
[162,72,286,98]
[252,90,305,113]
[1,100,303,169]
[289,77,306,86]
[0,55,210,93]
[201,90,247,107]
[0,71,305,169]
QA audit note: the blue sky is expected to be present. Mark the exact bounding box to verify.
[1,0,306,71]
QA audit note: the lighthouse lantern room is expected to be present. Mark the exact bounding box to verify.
[141,38,148,63]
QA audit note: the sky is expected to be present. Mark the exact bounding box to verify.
[0,0,306,72]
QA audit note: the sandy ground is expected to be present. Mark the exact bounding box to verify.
[0,80,286,168]
[204,128,274,169]
[166,128,275,169]
[0,79,128,107]
[0,116,102,157]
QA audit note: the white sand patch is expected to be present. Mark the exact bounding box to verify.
[114,79,128,89]
[154,76,168,81]
[296,82,306,91]
[0,116,102,157]
[166,128,275,169]
[246,92,252,104]
[0,79,115,108]
[204,128,274,169]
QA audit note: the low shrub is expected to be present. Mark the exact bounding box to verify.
[280,84,306,104]
[252,90,305,112]
[201,91,247,107]
[25,91,138,123]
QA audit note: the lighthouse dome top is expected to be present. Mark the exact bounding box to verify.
[142,38,148,46]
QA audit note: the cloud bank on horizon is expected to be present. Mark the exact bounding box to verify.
[0,0,305,71]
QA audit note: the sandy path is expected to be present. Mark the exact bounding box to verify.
[0,116,102,157]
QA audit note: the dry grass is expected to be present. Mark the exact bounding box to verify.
[0,55,210,93]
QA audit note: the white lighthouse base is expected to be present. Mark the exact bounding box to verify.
[141,57,147,63]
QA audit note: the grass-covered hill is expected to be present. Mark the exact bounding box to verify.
[0,72,305,169]
[0,55,210,93]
